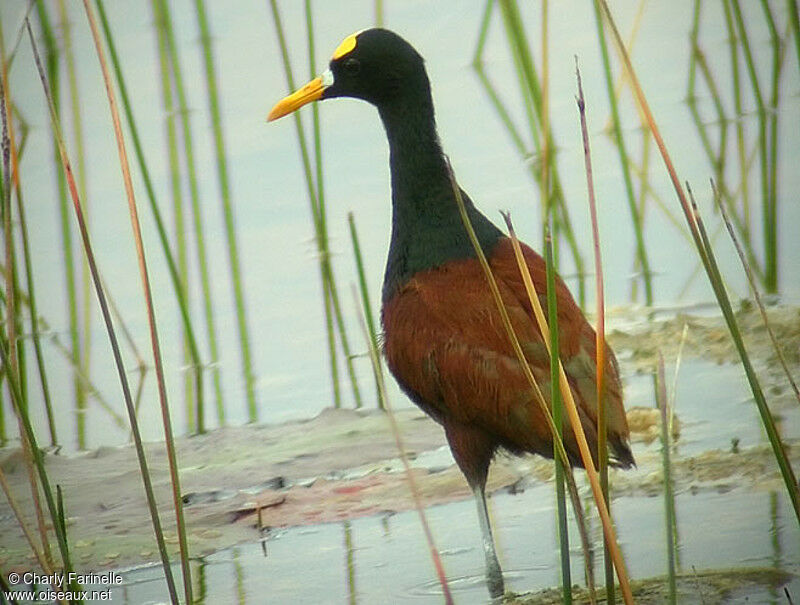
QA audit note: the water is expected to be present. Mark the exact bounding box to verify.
[78,486,800,603]
[65,358,800,603]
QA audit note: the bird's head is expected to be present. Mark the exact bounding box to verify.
[268,28,427,121]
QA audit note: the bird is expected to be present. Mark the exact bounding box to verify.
[269,28,634,600]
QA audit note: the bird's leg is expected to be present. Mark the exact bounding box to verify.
[472,483,504,600]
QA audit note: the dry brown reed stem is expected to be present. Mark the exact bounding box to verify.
[712,181,800,406]
[574,58,611,604]
[27,15,183,599]
[598,0,799,522]
[574,59,607,477]
[0,24,58,447]
[0,44,54,572]
[81,1,191,601]
[350,286,454,604]
[447,158,634,604]
[502,216,597,601]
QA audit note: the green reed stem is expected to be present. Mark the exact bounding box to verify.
[37,0,85,448]
[730,0,775,292]
[598,0,800,525]
[55,484,81,598]
[761,0,784,298]
[304,0,362,409]
[344,521,356,605]
[2,42,49,570]
[11,160,56,445]
[593,0,653,306]
[482,1,587,305]
[151,0,196,432]
[688,32,730,192]
[269,0,341,408]
[82,0,194,597]
[1,29,51,449]
[157,0,214,433]
[789,0,800,74]
[693,184,799,522]
[0,48,28,438]
[94,0,204,422]
[721,0,752,241]
[688,1,701,95]
[270,0,364,409]
[472,0,494,67]
[193,0,255,423]
[29,14,181,600]
[546,228,571,604]
[348,212,385,410]
[656,354,677,604]
[58,0,93,450]
[304,0,338,409]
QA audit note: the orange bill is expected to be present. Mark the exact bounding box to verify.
[268,76,326,122]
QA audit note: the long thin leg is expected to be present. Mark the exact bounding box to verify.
[473,484,504,599]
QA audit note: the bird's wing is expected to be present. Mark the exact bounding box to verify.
[382,236,631,466]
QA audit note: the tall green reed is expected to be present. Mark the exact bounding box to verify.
[155,0,219,433]
[94,0,204,432]
[268,0,362,409]
[36,0,85,448]
[82,0,194,597]
[151,0,196,430]
[193,0,256,424]
[348,212,386,410]
[1,32,54,572]
[656,353,677,604]
[546,228,572,603]
[597,0,800,524]
[57,0,93,448]
[473,0,587,306]
[0,27,56,446]
[28,10,185,598]
[690,0,789,293]
[592,0,653,305]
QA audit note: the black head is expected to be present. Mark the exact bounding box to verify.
[323,29,427,106]
[268,29,429,120]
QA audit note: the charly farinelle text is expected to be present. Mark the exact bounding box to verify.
[5,570,123,601]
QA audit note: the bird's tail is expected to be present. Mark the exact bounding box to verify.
[608,437,635,469]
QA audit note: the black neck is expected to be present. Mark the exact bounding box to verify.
[378,87,502,302]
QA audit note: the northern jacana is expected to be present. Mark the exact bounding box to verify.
[269,28,634,600]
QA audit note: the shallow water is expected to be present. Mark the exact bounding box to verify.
[75,357,800,603]
[92,484,800,604]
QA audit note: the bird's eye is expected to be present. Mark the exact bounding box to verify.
[344,58,361,75]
